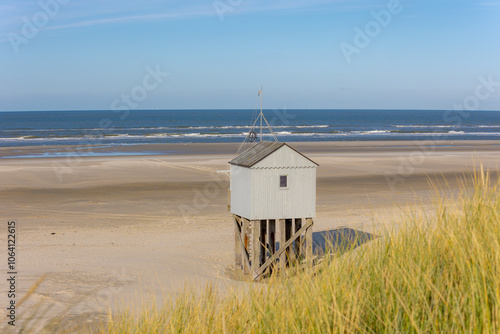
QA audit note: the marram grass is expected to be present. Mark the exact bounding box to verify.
[100,172,500,334]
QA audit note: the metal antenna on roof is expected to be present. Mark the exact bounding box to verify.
[258,86,262,141]
[237,86,278,153]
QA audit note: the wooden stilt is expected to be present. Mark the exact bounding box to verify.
[260,220,266,266]
[279,219,286,271]
[233,215,251,273]
[252,218,313,280]
[268,220,276,274]
[285,219,292,264]
[242,218,250,275]
[290,219,296,261]
[252,220,261,277]
[295,218,302,259]
[234,216,242,271]
[235,215,314,280]
[306,218,313,268]
[265,220,270,260]
[268,220,276,254]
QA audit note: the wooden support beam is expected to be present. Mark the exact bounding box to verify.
[306,218,313,268]
[252,218,313,281]
[234,216,242,271]
[279,219,286,271]
[242,217,250,275]
[268,220,276,274]
[260,220,266,265]
[265,220,270,260]
[233,216,251,273]
[285,219,292,264]
[252,220,261,277]
[268,220,276,254]
[295,218,302,258]
[290,219,296,261]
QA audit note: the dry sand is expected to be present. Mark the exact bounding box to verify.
[0,140,499,329]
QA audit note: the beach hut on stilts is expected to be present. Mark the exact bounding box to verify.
[229,87,318,280]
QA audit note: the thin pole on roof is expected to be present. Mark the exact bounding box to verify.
[259,85,263,142]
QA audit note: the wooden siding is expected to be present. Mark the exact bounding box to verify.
[230,164,252,218]
[250,167,316,219]
[230,145,317,220]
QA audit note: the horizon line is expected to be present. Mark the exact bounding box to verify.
[1,108,500,113]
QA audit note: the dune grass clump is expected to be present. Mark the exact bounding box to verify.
[104,172,500,332]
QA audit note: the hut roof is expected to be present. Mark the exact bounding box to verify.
[229,141,318,168]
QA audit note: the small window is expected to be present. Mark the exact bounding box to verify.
[280,175,288,188]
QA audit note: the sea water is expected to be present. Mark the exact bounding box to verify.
[1,109,499,148]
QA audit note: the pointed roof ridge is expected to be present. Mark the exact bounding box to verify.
[229,141,318,168]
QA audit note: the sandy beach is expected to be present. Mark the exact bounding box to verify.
[1,140,500,329]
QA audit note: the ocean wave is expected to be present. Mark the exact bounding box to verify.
[352,130,391,135]
[3,124,333,133]
[394,125,500,129]
[295,125,329,128]
[2,129,500,144]
[394,125,457,128]
[184,125,330,130]
[454,132,499,135]
[9,124,495,134]
[1,136,80,141]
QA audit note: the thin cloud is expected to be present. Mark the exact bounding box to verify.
[43,10,213,32]
[44,0,380,31]
[0,0,381,39]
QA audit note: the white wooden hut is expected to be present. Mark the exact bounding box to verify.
[229,141,318,280]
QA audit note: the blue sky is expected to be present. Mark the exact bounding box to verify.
[0,0,499,111]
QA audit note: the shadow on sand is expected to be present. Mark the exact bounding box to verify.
[312,227,375,257]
